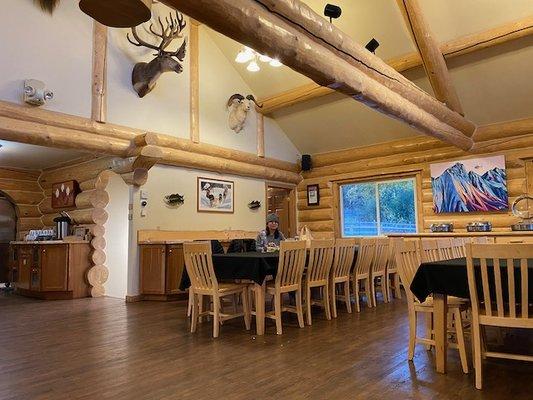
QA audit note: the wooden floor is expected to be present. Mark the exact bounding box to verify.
[1,291,532,400]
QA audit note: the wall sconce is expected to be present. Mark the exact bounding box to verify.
[324,4,342,24]
[24,79,53,106]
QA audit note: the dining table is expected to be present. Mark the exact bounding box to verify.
[410,257,533,374]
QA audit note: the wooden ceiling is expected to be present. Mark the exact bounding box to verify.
[201,0,533,154]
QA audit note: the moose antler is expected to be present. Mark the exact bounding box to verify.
[127,11,186,55]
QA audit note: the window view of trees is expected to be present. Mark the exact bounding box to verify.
[341,178,417,236]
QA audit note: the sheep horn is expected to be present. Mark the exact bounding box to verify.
[246,94,263,108]
[227,93,245,108]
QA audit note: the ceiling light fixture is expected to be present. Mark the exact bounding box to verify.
[235,46,283,72]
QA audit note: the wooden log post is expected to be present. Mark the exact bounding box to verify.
[257,111,265,158]
[92,21,108,123]
[160,0,474,150]
[189,20,200,143]
[396,0,464,115]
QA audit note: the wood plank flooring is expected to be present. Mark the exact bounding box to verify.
[0,292,531,400]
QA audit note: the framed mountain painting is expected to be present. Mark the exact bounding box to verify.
[430,155,508,213]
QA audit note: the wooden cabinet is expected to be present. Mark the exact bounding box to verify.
[10,242,90,300]
[139,244,186,300]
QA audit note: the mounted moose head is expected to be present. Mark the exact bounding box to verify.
[227,94,262,134]
[127,11,187,98]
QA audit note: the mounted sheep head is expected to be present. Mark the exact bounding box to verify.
[127,11,187,98]
[227,94,262,133]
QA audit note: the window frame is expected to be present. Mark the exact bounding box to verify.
[338,176,420,238]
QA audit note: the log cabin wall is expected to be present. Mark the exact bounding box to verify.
[298,118,533,238]
[0,168,44,239]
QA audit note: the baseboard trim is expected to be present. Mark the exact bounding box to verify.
[125,294,143,303]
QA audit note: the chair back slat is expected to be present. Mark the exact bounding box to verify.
[451,238,465,258]
[437,238,454,260]
[184,242,218,291]
[387,238,400,272]
[521,259,528,319]
[307,239,335,283]
[372,237,389,275]
[276,240,307,287]
[466,243,532,322]
[352,238,373,278]
[394,239,421,302]
[331,238,357,279]
[420,238,440,262]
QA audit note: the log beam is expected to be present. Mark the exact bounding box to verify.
[189,21,200,143]
[396,0,464,114]
[91,21,108,122]
[161,0,474,150]
[259,15,533,115]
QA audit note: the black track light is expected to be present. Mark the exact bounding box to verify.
[365,38,380,54]
[324,4,342,23]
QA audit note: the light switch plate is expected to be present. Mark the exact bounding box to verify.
[140,190,148,200]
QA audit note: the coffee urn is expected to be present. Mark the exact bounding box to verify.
[53,212,72,240]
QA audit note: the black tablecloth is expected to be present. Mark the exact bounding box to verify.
[180,252,279,289]
[411,257,533,303]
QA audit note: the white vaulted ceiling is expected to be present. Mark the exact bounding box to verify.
[206,0,533,154]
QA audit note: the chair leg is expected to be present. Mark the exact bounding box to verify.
[306,284,312,326]
[213,295,220,338]
[344,281,352,313]
[394,273,402,299]
[385,273,392,303]
[243,287,251,331]
[274,292,283,335]
[232,293,238,314]
[198,295,204,323]
[369,277,376,308]
[296,289,305,328]
[365,278,374,308]
[382,274,389,303]
[472,321,483,389]
[187,289,193,317]
[408,309,417,361]
[330,282,338,318]
[323,283,331,320]
[190,293,199,333]
[353,279,360,313]
[453,308,469,374]
[425,313,433,350]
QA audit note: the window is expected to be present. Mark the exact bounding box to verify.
[340,178,418,237]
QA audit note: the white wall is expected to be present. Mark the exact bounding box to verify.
[0,0,92,117]
[104,174,130,299]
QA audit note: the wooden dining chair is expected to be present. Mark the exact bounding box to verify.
[369,237,390,306]
[330,238,357,317]
[304,239,335,325]
[386,237,402,300]
[437,238,454,260]
[451,237,466,258]
[395,239,470,373]
[351,238,374,313]
[265,240,307,335]
[420,238,440,262]
[183,242,251,338]
[465,243,533,389]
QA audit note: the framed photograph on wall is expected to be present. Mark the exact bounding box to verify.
[197,177,234,213]
[307,184,320,206]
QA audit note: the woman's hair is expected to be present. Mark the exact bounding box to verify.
[265,224,280,239]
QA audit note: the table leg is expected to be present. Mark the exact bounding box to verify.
[433,293,448,373]
[254,282,266,335]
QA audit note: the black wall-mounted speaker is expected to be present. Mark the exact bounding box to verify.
[301,154,312,171]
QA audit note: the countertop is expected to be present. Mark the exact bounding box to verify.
[10,240,90,245]
[387,231,533,237]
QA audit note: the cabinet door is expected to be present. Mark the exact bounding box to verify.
[40,245,68,291]
[166,245,184,294]
[17,250,32,290]
[140,245,166,294]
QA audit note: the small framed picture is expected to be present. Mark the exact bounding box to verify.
[307,184,320,206]
[197,177,234,213]
[73,226,89,239]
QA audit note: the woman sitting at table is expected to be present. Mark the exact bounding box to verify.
[256,213,286,252]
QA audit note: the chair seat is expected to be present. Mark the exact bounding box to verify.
[415,295,469,309]
[266,282,299,293]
